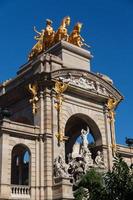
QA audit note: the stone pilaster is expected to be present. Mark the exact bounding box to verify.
[104,107,113,170]
[0,133,10,198]
[39,90,45,200]
[53,177,74,200]
[44,88,53,199]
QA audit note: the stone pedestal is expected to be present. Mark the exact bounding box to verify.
[46,40,92,71]
[53,177,74,200]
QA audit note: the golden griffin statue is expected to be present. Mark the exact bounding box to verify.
[28,16,89,60]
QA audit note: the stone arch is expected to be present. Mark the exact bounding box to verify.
[64,113,102,159]
[11,143,31,186]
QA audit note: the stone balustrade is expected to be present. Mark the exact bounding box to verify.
[11,185,30,198]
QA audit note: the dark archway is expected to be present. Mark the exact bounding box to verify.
[65,113,102,160]
[11,144,31,185]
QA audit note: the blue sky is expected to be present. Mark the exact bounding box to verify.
[0,0,132,145]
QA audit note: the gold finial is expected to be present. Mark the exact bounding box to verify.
[53,16,71,44]
[28,83,39,114]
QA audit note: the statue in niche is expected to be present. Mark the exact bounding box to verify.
[80,126,90,155]
[72,126,91,158]
[72,142,81,158]
[95,151,105,169]
[83,150,93,172]
[54,155,69,178]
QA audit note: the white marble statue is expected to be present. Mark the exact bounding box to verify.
[83,150,93,172]
[80,126,90,154]
[95,151,105,169]
[72,143,80,158]
[54,155,69,178]
[72,126,91,158]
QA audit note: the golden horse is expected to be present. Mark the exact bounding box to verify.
[28,26,45,60]
[68,22,84,47]
[54,16,70,44]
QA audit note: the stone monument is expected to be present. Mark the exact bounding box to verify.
[0,17,132,200]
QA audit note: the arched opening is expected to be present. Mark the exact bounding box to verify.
[11,144,30,185]
[65,113,102,161]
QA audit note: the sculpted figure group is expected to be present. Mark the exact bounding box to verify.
[29,16,88,60]
[54,126,105,183]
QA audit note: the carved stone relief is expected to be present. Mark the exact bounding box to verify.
[59,73,110,97]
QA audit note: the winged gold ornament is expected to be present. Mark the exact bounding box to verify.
[28,83,39,114]
[54,81,68,95]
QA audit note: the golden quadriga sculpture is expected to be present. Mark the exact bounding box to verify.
[28,16,89,60]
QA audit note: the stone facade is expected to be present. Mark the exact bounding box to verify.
[0,41,132,200]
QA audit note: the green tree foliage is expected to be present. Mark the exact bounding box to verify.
[105,156,133,200]
[74,156,133,200]
[74,168,107,200]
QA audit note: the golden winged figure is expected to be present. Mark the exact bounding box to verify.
[28,83,39,101]
[54,81,68,95]
[106,98,119,111]
[28,83,39,114]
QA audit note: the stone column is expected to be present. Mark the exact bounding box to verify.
[51,90,74,200]
[33,89,45,200]
[44,88,53,199]
[34,138,40,200]
[39,90,45,200]
[104,107,113,170]
[0,133,10,198]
